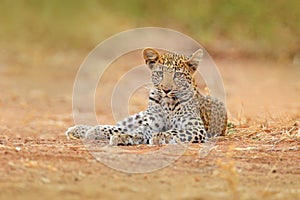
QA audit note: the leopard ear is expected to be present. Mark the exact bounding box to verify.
[185,49,204,72]
[143,48,160,69]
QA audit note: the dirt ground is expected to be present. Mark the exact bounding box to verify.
[0,49,300,200]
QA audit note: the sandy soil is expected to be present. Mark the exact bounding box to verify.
[0,49,300,200]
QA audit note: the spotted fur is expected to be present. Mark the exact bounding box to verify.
[66,48,227,145]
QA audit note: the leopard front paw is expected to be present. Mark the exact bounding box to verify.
[149,132,177,145]
[85,126,110,141]
[109,133,143,146]
[65,125,92,140]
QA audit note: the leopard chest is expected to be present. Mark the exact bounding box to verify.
[159,97,198,130]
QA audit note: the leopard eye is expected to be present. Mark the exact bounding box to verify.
[174,72,183,78]
[153,71,163,77]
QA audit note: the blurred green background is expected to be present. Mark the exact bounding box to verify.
[0,0,299,60]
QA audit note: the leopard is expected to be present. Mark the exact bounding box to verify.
[65,48,227,145]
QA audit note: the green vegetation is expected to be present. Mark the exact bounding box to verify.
[0,0,299,59]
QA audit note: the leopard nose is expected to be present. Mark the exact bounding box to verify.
[162,89,172,94]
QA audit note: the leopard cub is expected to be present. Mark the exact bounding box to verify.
[66,48,227,145]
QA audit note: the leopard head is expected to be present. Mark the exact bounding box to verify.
[143,48,203,97]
